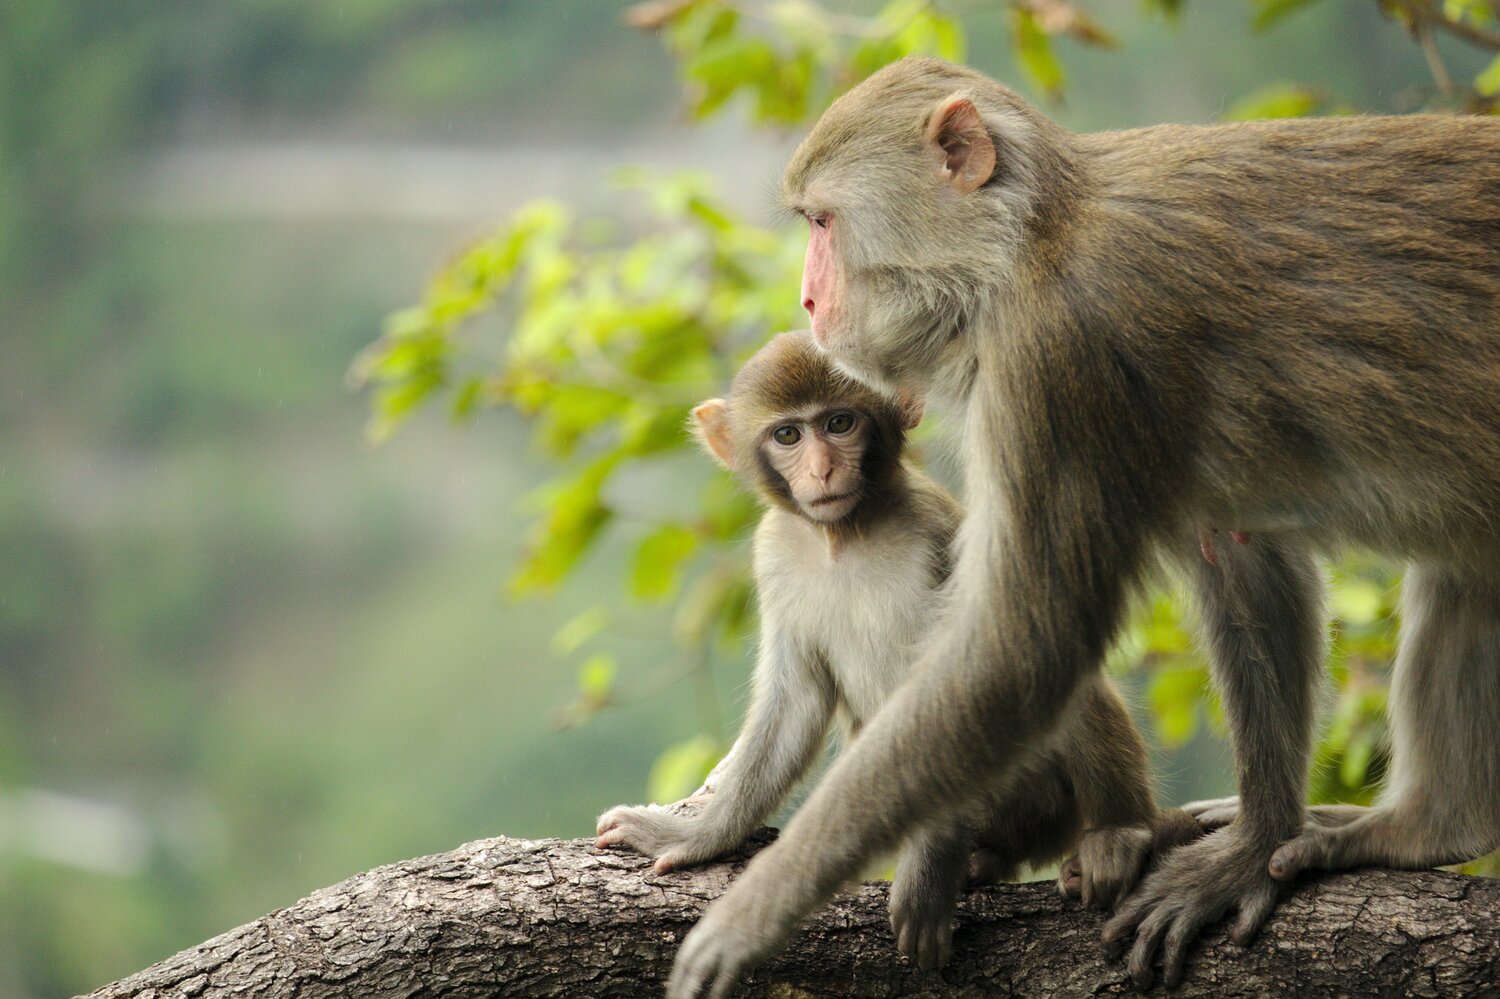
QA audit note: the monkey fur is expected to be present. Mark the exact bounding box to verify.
[667,58,1500,998]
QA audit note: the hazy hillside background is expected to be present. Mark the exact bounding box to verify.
[1,3,1460,995]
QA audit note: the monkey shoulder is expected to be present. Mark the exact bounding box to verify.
[902,467,963,556]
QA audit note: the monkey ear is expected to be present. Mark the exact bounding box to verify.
[926,95,996,194]
[691,399,736,468]
[895,389,925,431]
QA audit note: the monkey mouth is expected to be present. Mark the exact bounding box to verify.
[809,491,856,507]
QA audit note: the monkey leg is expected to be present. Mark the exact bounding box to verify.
[1105,535,1325,989]
[968,761,1081,888]
[1054,676,1161,910]
[889,822,971,971]
[892,763,1079,971]
[1271,564,1500,881]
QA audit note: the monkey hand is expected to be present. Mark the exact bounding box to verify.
[1102,825,1286,989]
[1182,796,1242,831]
[888,834,967,971]
[667,869,793,999]
[888,879,958,972]
[594,804,732,875]
[1058,824,1154,910]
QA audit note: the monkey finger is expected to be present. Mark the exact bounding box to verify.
[1101,898,1148,958]
[1268,832,1324,882]
[1057,856,1083,901]
[594,828,628,849]
[921,925,953,972]
[665,939,717,999]
[595,808,628,836]
[1229,885,1279,946]
[1159,915,1199,990]
[1193,807,1237,831]
[1126,908,1174,989]
[1179,796,1238,819]
[893,920,912,961]
[653,855,678,875]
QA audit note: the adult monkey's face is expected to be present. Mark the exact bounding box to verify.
[781,56,1050,396]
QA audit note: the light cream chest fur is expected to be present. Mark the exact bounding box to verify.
[753,509,943,726]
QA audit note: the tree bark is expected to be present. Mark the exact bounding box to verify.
[83,830,1500,998]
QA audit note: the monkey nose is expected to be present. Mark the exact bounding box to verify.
[802,297,815,318]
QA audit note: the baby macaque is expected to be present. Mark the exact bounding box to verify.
[596,331,1188,969]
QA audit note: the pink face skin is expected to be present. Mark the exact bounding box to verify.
[764,409,864,523]
[799,214,838,345]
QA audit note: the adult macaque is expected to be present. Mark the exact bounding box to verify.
[667,58,1500,997]
[596,332,1185,969]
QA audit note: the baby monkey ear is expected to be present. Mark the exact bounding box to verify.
[895,388,925,431]
[926,94,996,194]
[691,398,736,468]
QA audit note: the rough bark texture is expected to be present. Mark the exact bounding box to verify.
[84,830,1500,998]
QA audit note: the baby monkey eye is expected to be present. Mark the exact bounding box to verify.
[772,425,802,446]
[825,413,857,435]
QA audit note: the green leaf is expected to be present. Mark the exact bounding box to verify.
[1329,578,1384,624]
[367,368,444,443]
[876,0,968,62]
[631,524,700,601]
[551,606,612,657]
[1138,593,1192,655]
[1477,53,1500,98]
[1339,731,1374,789]
[1250,0,1323,30]
[1444,0,1490,22]
[684,34,777,120]
[509,457,620,596]
[647,735,725,803]
[450,377,483,421]
[577,652,618,701]
[1141,0,1186,18]
[1009,8,1066,100]
[1223,83,1320,121]
[1147,665,1208,747]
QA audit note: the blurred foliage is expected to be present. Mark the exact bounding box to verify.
[354,0,1500,850]
[351,170,794,638]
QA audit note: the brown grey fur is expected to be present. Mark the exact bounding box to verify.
[667,58,1500,998]
[598,331,1180,971]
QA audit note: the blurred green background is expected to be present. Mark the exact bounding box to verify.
[4,2,1496,996]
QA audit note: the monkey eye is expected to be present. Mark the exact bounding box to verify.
[809,213,830,230]
[772,425,802,446]
[825,412,856,435]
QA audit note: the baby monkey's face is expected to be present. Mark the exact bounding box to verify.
[762,407,867,523]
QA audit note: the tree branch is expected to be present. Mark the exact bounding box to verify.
[83,830,1500,998]
[1401,0,1500,52]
